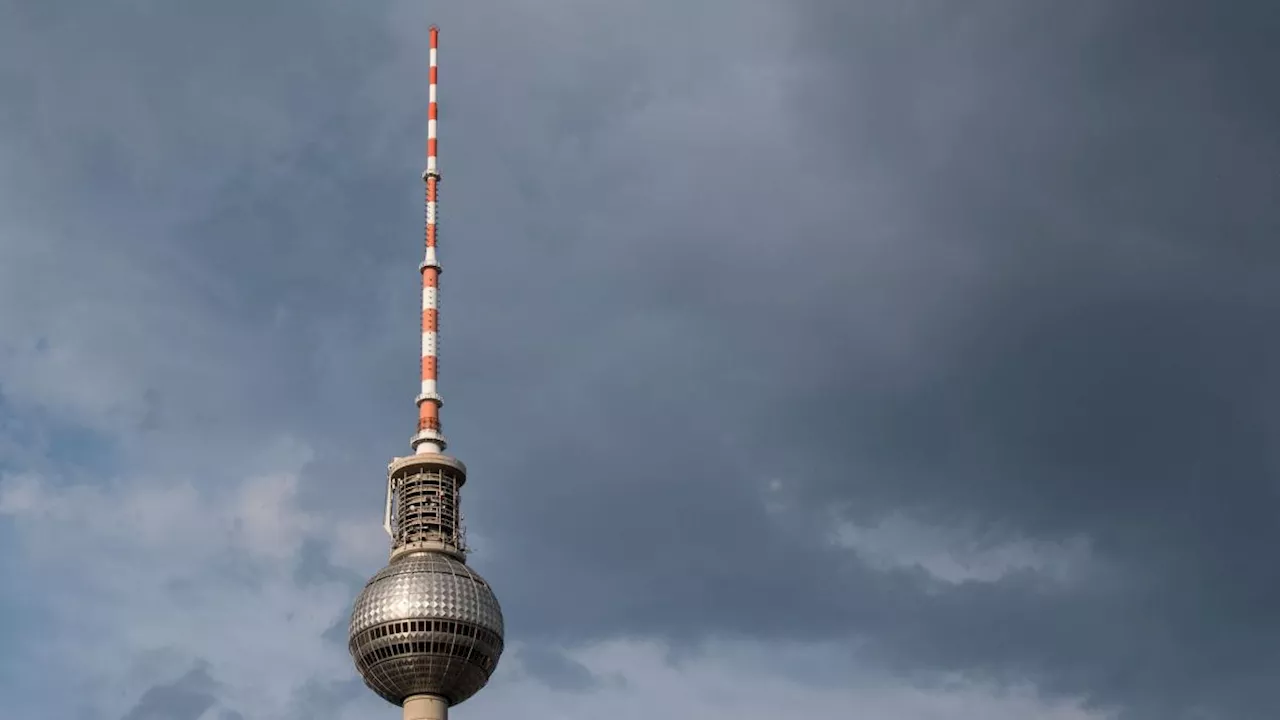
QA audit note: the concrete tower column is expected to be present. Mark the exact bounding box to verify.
[404,694,448,720]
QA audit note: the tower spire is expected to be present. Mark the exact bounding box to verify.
[414,24,444,455]
[353,26,505,720]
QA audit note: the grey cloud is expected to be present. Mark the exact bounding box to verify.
[120,662,219,720]
[285,677,367,720]
[320,614,349,647]
[771,4,1280,717]
[294,538,366,590]
[514,645,616,694]
[4,1,1279,719]
[438,2,1280,719]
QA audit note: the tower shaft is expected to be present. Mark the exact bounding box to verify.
[404,695,449,720]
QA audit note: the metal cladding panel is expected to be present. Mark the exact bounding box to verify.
[360,654,489,707]
[351,554,504,636]
[349,553,505,705]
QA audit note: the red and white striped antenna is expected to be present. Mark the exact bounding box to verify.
[413,24,445,455]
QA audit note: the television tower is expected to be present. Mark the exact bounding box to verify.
[348,25,505,720]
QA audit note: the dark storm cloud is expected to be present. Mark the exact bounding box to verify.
[427,2,1280,719]
[0,0,402,475]
[120,662,219,720]
[774,4,1280,717]
[5,0,1279,718]
[294,538,365,590]
[287,677,367,720]
[513,646,614,694]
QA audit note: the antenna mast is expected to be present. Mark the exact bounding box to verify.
[415,24,445,455]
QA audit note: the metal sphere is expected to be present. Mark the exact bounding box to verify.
[348,552,505,706]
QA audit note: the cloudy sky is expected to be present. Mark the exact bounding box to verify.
[1,1,1279,718]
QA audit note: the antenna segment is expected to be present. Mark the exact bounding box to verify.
[383,24,465,551]
[415,25,444,455]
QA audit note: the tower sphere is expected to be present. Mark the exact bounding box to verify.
[349,552,505,706]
